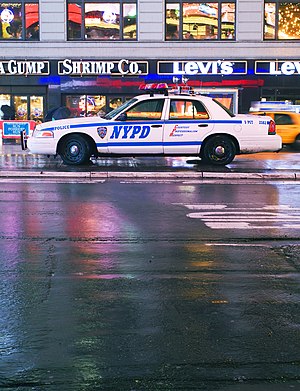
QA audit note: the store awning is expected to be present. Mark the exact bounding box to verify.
[68,4,82,25]
[25,4,39,28]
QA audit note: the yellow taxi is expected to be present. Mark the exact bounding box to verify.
[252,111,300,150]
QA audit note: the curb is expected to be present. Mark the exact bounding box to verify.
[0,170,298,180]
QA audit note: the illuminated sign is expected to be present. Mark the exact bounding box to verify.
[0,60,49,75]
[0,9,14,23]
[255,60,300,75]
[158,61,247,75]
[58,59,149,76]
[2,59,300,78]
[2,122,30,138]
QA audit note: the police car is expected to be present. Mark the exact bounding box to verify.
[23,84,282,166]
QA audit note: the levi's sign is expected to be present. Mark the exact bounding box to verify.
[0,60,49,75]
[158,60,247,75]
[58,59,148,76]
[255,61,300,75]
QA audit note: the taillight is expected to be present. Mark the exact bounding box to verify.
[268,120,276,135]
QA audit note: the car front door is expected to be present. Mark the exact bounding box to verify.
[107,98,165,154]
[163,98,214,155]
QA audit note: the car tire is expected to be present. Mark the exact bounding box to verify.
[59,134,91,165]
[293,135,300,151]
[201,135,236,165]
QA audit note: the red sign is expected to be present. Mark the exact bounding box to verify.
[0,120,36,139]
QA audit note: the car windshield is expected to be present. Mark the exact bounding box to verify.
[104,98,138,120]
[213,99,235,117]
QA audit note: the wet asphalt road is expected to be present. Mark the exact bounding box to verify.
[0,180,299,390]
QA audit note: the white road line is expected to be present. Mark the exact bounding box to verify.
[175,203,300,230]
[205,243,270,247]
[180,203,300,211]
[188,215,300,220]
[205,223,300,229]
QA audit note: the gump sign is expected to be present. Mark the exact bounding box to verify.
[0,60,50,75]
[58,59,149,76]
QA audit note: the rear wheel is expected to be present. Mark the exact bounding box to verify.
[292,135,300,151]
[59,135,91,165]
[202,135,236,165]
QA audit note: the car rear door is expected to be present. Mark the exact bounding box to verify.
[163,98,214,154]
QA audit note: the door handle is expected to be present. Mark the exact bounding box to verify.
[198,124,208,127]
[151,124,162,128]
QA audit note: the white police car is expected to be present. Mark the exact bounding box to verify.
[24,84,282,166]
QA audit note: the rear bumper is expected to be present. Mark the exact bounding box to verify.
[239,135,282,154]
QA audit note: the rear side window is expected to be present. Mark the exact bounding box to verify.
[169,99,209,120]
[274,114,294,125]
[213,99,235,117]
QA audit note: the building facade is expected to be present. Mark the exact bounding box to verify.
[0,0,300,121]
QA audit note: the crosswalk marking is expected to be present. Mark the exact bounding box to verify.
[174,203,300,229]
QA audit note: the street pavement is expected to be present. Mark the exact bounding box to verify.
[0,142,300,180]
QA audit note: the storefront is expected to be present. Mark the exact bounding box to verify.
[1,58,300,120]
[0,61,48,122]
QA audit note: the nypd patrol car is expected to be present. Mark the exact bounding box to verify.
[24,84,282,166]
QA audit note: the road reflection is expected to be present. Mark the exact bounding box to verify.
[0,181,299,389]
[0,144,300,173]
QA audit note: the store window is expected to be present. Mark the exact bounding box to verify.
[64,95,133,116]
[264,1,300,39]
[165,1,235,40]
[65,95,107,117]
[67,0,137,40]
[109,97,123,111]
[0,94,12,118]
[0,93,44,121]
[0,2,39,40]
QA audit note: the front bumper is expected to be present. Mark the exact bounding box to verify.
[26,137,57,155]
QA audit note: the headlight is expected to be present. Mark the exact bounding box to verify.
[33,129,54,138]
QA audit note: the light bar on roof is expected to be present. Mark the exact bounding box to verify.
[139,83,195,96]
[139,83,169,91]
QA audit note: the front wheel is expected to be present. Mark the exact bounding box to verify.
[201,135,236,165]
[59,135,91,165]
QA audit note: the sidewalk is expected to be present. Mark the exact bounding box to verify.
[0,143,300,180]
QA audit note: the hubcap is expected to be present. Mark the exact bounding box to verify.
[70,145,79,156]
[214,145,225,157]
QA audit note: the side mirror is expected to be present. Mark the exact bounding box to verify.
[117,112,127,121]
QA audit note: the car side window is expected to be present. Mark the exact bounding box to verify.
[125,99,164,121]
[169,99,209,120]
[274,114,294,125]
